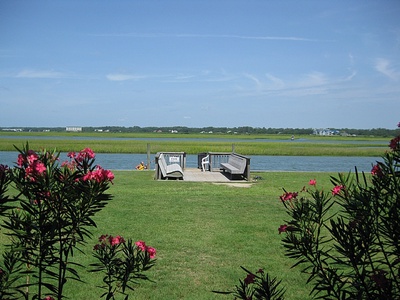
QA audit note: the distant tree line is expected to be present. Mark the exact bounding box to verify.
[1,126,399,137]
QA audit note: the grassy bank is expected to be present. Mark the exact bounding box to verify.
[0,133,388,156]
[0,170,346,299]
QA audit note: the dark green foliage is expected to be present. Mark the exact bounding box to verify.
[279,127,400,299]
[213,266,286,300]
[0,144,114,299]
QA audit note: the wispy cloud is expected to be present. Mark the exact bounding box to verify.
[94,32,324,42]
[265,73,285,89]
[16,69,66,79]
[106,73,147,81]
[375,58,399,80]
[175,33,321,42]
[344,70,357,81]
[294,72,328,88]
[244,73,261,87]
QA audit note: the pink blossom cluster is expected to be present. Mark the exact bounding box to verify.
[389,136,400,151]
[278,224,288,234]
[62,148,95,169]
[82,166,114,183]
[135,240,157,259]
[371,164,383,177]
[75,148,95,161]
[93,234,126,250]
[244,273,256,285]
[332,185,343,195]
[17,150,47,182]
[61,148,114,183]
[279,191,298,202]
[278,179,346,234]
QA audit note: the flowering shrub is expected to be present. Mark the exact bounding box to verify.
[90,235,156,299]
[0,144,116,299]
[213,266,285,300]
[278,123,400,299]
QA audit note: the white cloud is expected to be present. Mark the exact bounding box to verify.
[94,32,323,42]
[16,69,66,79]
[244,73,261,87]
[265,73,285,89]
[295,72,328,88]
[375,58,399,80]
[344,70,357,81]
[106,73,147,81]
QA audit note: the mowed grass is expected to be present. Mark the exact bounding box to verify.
[48,170,339,300]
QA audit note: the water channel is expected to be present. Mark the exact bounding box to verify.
[0,151,380,173]
[0,136,385,172]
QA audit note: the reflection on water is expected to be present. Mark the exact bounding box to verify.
[0,151,380,173]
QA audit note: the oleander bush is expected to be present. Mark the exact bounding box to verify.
[0,144,156,300]
[218,123,400,299]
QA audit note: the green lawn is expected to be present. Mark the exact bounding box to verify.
[50,170,339,299]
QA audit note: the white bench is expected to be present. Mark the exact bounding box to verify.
[158,154,184,180]
[220,153,249,180]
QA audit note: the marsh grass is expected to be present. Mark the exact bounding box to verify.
[55,170,338,299]
[0,137,386,156]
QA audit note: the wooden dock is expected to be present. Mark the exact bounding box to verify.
[182,168,247,182]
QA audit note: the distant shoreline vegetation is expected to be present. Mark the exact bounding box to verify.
[0,127,393,157]
[0,126,398,137]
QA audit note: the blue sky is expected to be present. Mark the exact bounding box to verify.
[1,1,399,129]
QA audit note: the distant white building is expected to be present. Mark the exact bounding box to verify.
[66,126,82,132]
[2,128,22,132]
[313,128,339,136]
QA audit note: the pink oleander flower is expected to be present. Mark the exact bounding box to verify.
[332,185,343,195]
[135,240,147,251]
[371,164,383,177]
[43,296,55,300]
[27,150,39,164]
[135,240,156,258]
[111,235,125,246]
[389,136,400,150]
[278,224,288,234]
[33,161,46,173]
[280,191,298,201]
[82,167,114,183]
[67,151,76,158]
[94,234,126,249]
[99,234,109,244]
[17,154,24,166]
[93,243,102,250]
[104,169,115,182]
[146,246,156,259]
[76,148,95,162]
[24,160,47,182]
[244,273,256,285]
[309,179,316,186]
[61,160,77,170]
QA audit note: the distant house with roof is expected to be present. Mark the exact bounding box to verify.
[66,126,82,132]
[313,128,340,136]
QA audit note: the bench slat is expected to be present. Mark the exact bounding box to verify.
[220,153,249,178]
[159,154,183,179]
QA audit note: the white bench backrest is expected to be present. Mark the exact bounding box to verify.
[158,154,168,177]
[228,155,247,172]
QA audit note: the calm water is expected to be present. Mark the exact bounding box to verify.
[0,151,380,173]
[0,135,388,145]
